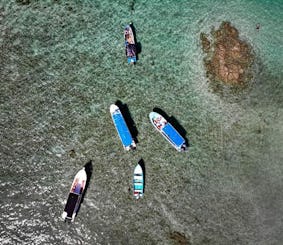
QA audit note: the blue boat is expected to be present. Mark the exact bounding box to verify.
[149,112,187,152]
[124,24,137,64]
[110,104,136,150]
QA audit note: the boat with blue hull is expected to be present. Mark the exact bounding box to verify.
[133,163,144,199]
[124,24,137,64]
[110,104,136,150]
[149,112,187,152]
[62,168,87,222]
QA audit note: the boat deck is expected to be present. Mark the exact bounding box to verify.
[162,123,185,148]
[64,193,79,219]
[112,112,133,148]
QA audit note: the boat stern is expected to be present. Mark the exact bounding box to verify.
[134,192,143,199]
[127,56,136,64]
[179,143,187,152]
[62,211,67,220]
[125,141,136,151]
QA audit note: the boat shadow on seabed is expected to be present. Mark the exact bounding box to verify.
[115,100,139,144]
[139,158,146,193]
[74,160,93,220]
[153,107,190,148]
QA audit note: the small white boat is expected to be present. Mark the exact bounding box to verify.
[149,112,187,152]
[133,163,144,199]
[110,104,136,150]
[62,168,87,222]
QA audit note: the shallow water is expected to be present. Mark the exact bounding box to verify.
[1,0,282,244]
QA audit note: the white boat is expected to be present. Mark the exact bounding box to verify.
[149,112,187,152]
[62,168,87,222]
[110,104,136,150]
[133,163,144,199]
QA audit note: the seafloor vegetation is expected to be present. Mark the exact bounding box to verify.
[200,21,254,85]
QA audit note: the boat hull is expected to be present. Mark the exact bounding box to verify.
[133,164,144,199]
[62,168,87,222]
[149,112,187,152]
[124,24,136,64]
[110,104,136,150]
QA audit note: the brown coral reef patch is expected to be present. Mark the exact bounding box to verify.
[169,231,191,245]
[201,21,254,85]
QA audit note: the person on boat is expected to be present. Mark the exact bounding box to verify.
[74,182,81,194]
[153,117,160,129]
[71,179,78,192]
[124,32,129,43]
[157,122,163,129]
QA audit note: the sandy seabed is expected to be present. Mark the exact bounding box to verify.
[1,1,282,244]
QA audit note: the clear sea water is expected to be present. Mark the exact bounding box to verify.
[1,0,282,244]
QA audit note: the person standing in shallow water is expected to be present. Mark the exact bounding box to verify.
[256,23,260,31]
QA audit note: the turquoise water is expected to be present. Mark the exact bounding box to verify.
[1,0,282,244]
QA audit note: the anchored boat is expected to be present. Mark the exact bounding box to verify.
[124,24,137,64]
[133,163,144,199]
[110,104,136,150]
[62,168,87,222]
[149,112,187,152]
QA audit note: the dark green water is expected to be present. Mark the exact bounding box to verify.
[1,0,282,244]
